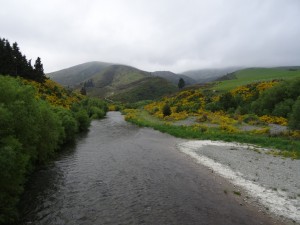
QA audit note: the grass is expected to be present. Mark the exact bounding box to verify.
[125,109,300,159]
[213,68,300,91]
[233,191,241,196]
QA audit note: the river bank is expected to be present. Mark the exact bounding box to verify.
[177,140,300,224]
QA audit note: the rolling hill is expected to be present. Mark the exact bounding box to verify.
[152,71,197,85]
[48,62,183,102]
[182,67,242,83]
[213,67,300,91]
[58,64,178,102]
[47,61,112,86]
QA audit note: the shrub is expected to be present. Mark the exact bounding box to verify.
[35,101,64,164]
[259,115,288,126]
[162,103,171,117]
[289,97,300,130]
[220,124,238,133]
[0,137,28,224]
[272,99,294,117]
[74,110,91,131]
[252,127,270,135]
[243,114,261,125]
[55,107,79,142]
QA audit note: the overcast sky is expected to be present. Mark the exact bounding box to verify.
[1,0,300,73]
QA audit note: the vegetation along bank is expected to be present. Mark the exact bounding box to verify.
[0,38,108,224]
[123,76,300,159]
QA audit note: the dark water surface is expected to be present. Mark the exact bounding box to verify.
[18,112,277,225]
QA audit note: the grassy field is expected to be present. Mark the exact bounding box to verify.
[213,68,300,91]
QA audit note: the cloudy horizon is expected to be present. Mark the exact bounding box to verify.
[1,0,300,73]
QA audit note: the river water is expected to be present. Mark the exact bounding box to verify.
[18,112,278,225]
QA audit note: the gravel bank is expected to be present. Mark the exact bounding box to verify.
[177,140,300,223]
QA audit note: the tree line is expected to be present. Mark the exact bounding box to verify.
[0,38,46,82]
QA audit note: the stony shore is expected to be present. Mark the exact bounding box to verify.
[177,140,300,224]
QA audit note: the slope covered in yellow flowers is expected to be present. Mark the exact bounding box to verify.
[23,78,83,108]
[124,78,300,158]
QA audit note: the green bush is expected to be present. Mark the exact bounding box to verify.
[55,107,79,143]
[74,109,91,131]
[35,102,64,165]
[0,76,108,224]
[289,97,300,130]
[251,79,300,116]
[0,137,28,224]
[72,97,107,119]
[272,99,294,117]
[162,103,171,117]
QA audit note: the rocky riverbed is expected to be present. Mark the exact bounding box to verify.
[178,140,300,224]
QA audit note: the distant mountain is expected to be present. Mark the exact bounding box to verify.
[48,62,177,102]
[182,67,242,83]
[83,64,151,98]
[152,71,197,85]
[84,65,178,102]
[47,61,112,87]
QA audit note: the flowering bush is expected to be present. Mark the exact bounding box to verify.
[251,127,270,134]
[23,79,83,108]
[289,130,300,139]
[191,124,208,132]
[123,109,138,120]
[220,124,238,133]
[256,81,279,93]
[230,86,252,100]
[164,111,189,121]
[259,115,288,126]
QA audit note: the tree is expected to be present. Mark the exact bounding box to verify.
[34,57,46,82]
[80,87,87,95]
[163,103,171,117]
[289,97,300,130]
[219,92,236,111]
[0,37,46,83]
[178,78,185,89]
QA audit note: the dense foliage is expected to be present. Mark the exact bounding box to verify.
[0,38,46,82]
[0,76,107,224]
[144,79,300,130]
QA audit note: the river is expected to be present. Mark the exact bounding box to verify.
[18,112,278,225]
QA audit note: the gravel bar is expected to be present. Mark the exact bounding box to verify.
[177,140,300,223]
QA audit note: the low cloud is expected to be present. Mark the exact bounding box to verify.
[1,0,299,73]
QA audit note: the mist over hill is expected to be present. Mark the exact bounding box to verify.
[48,61,112,86]
[182,67,243,83]
[152,71,197,85]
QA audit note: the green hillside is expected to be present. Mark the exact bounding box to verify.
[152,71,197,85]
[47,61,111,86]
[91,65,150,88]
[110,77,177,103]
[78,65,177,102]
[182,67,242,83]
[214,68,300,91]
